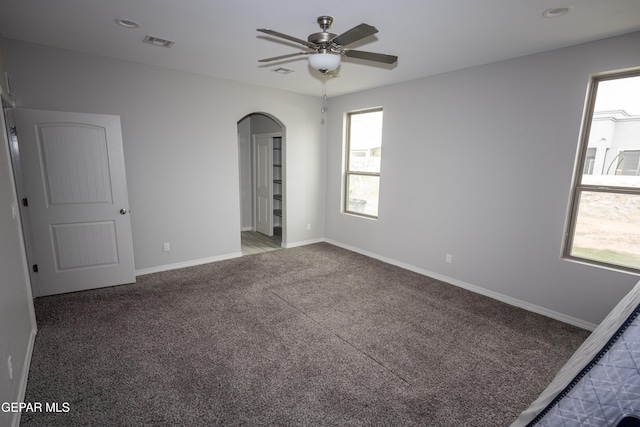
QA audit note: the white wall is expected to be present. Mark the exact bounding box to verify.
[4,39,326,273]
[325,32,640,326]
[0,39,11,96]
[0,77,37,427]
[251,114,281,134]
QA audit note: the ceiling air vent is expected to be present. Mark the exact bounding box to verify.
[272,67,294,75]
[143,35,175,48]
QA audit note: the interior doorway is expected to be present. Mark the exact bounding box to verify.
[237,113,285,255]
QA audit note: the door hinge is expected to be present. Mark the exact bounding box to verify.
[32,264,38,273]
[22,198,28,207]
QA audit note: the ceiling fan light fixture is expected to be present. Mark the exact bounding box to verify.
[308,53,341,73]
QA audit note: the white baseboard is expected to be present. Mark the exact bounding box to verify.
[12,326,37,427]
[324,239,598,331]
[282,237,325,249]
[135,252,243,276]
[134,237,326,276]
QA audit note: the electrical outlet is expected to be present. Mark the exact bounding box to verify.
[445,254,452,264]
[7,356,13,380]
[307,223,311,230]
[163,243,170,252]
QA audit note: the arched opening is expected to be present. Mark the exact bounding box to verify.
[237,112,286,255]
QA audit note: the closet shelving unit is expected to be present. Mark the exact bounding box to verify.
[273,137,282,237]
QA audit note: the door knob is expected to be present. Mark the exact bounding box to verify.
[120,209,128,215]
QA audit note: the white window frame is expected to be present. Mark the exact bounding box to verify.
[563,68,640,274]
[344,107,383,219]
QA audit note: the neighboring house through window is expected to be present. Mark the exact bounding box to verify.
[615,150,640,176]
[563,70,640,272]
[344,108,383,218]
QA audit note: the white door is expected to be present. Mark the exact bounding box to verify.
[15,109,135,296]
[254,134,273,236]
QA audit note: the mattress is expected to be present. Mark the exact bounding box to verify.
[512,280,640,427]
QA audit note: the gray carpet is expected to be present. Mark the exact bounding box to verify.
[21,243,590,426]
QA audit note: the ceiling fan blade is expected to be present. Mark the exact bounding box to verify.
[257,28,317,49]
[332,23,378,47]
[343,49,398,64]
[258,52,310,62]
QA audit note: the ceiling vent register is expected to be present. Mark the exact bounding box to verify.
[143,35,175,48]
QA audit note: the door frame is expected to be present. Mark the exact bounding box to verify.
[236,113,287,247]
[2,99,39,296]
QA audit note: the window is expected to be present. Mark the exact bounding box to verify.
[344,108,383,218]
[583,147,596,175]
[564,70,640,272]
[615,150,640,176]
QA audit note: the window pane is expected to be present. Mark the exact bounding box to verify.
[570,190,640,270]
[347,174,380,217]
[349,110,382,173]
[581,75,640,188]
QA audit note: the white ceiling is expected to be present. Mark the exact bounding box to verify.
[1,0,639,97]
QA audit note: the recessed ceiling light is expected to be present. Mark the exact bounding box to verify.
[115,18,141,29]
[542,6,573,18]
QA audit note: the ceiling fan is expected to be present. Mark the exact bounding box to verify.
[257,16,398,74]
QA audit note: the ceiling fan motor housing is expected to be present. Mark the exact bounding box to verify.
[309,15,337,50]
[308,31,337,45]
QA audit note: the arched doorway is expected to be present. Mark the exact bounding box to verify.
[237,113,285,255]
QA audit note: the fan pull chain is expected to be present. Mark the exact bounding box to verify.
[321,77,327,114]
